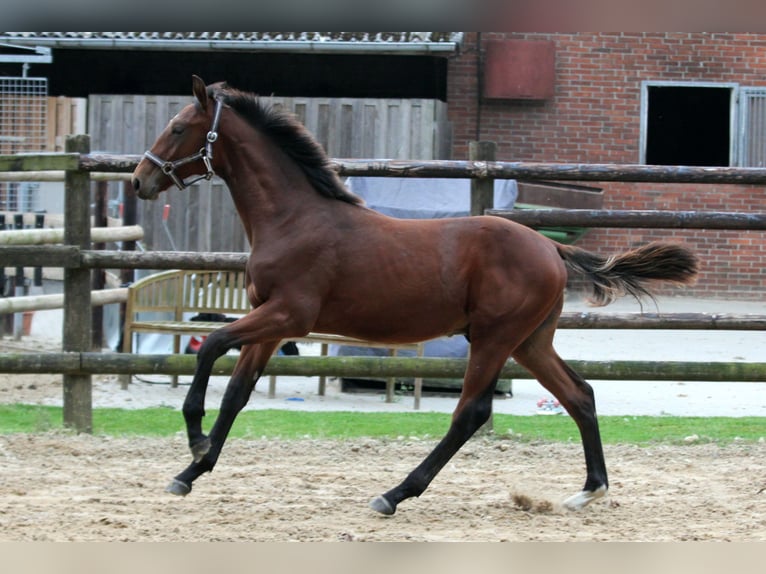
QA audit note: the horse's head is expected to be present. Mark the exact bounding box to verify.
[132,75,223,200]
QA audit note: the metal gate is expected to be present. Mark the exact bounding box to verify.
[738,87,766,167]
[0,76,48,211]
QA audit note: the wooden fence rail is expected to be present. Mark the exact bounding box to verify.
[4,204,766,270]
[6,153,766,184]
[330,159,766,184]
[489,209,766,229]
[2,143,766,432]
[0,225,143,246]
[78,154,766,184]
[1,353,765,383]
[0,289,127,314]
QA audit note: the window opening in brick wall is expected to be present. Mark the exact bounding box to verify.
[641,82,736,167]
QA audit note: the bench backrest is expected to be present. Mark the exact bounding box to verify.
[179,270,250,314]
[127,269,251,320]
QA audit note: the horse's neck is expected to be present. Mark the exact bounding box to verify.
[219,136,328,244]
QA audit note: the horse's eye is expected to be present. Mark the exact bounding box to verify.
[171,124,185,135]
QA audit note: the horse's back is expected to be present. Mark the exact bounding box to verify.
[311,211,567,342]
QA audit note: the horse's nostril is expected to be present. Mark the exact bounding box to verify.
[132,178,140,192]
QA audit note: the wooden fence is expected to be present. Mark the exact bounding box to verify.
[1,140,766,432]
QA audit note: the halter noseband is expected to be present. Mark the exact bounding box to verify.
[143,97,225,190]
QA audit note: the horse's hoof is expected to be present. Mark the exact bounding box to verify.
[562,485,608,511]
[190,437,211,463]
[369,495,395,516]
[166,479,192,496]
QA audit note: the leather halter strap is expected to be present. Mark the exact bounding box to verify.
[143,97,224,190]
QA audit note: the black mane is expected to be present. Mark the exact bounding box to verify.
[213,86,363,205]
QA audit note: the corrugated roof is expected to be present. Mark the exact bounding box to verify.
[0,32,463,54]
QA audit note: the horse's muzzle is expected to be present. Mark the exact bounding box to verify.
[132,174,161,200]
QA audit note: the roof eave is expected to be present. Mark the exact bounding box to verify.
[0,36,463,56]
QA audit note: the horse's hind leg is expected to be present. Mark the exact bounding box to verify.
[167,341,278,496]
[369,340,510,515]
[511,306,608,510]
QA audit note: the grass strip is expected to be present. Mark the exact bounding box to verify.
[0,404,763,445]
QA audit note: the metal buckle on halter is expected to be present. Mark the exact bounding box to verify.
[159,160,176,176]
[201,155,214,176]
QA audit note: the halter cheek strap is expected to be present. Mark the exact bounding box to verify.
[143,97,225,190]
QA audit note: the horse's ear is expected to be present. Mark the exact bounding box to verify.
[192,75,208,111]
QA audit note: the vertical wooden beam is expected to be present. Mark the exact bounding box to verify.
[0,214,9,337]
[91,181,107,350]
[12,214,25,340]
[33,213,44,289]
[469,141,496,216]
[118,179,137,356]
[63,135,92,433]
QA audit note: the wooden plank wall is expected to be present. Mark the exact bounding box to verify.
[272,97,450,159]
[46,97,87,152]
[88,94,451,253]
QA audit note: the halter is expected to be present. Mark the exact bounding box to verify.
[143,97,225,190]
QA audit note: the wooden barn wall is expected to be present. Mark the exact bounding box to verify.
[47,96,88,152]
[88,94,451,254]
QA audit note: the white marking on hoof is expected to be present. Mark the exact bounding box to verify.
[369,495,395,516]
[562,485,607,511]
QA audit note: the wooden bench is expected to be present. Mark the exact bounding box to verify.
[123,269,426,408]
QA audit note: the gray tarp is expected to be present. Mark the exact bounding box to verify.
[346,176,518,219]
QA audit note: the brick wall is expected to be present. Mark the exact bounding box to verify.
[447,32,766,299]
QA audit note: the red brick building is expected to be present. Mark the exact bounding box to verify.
[447,33,766,299]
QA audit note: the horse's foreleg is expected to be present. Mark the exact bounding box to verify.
[168,341,278,496]
[370,343,507,515]
[170,299,316,496]
[512,331,609,510]
[180,327,236,456]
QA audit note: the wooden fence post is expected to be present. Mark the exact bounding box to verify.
[469,141,496,216]
[63,135,92,433]
[470,141,497,434]
[0,214,7,337]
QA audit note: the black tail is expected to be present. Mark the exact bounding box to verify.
[556,241,699,306]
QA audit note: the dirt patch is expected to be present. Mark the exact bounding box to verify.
[0,432,764,541]
[0,337,74,409]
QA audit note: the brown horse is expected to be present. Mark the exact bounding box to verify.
[132,76,699,515]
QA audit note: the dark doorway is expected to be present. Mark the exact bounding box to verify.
[645,85,732,166]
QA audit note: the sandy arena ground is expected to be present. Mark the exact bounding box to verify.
[0,433,765,541]
[0,295,765,541]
